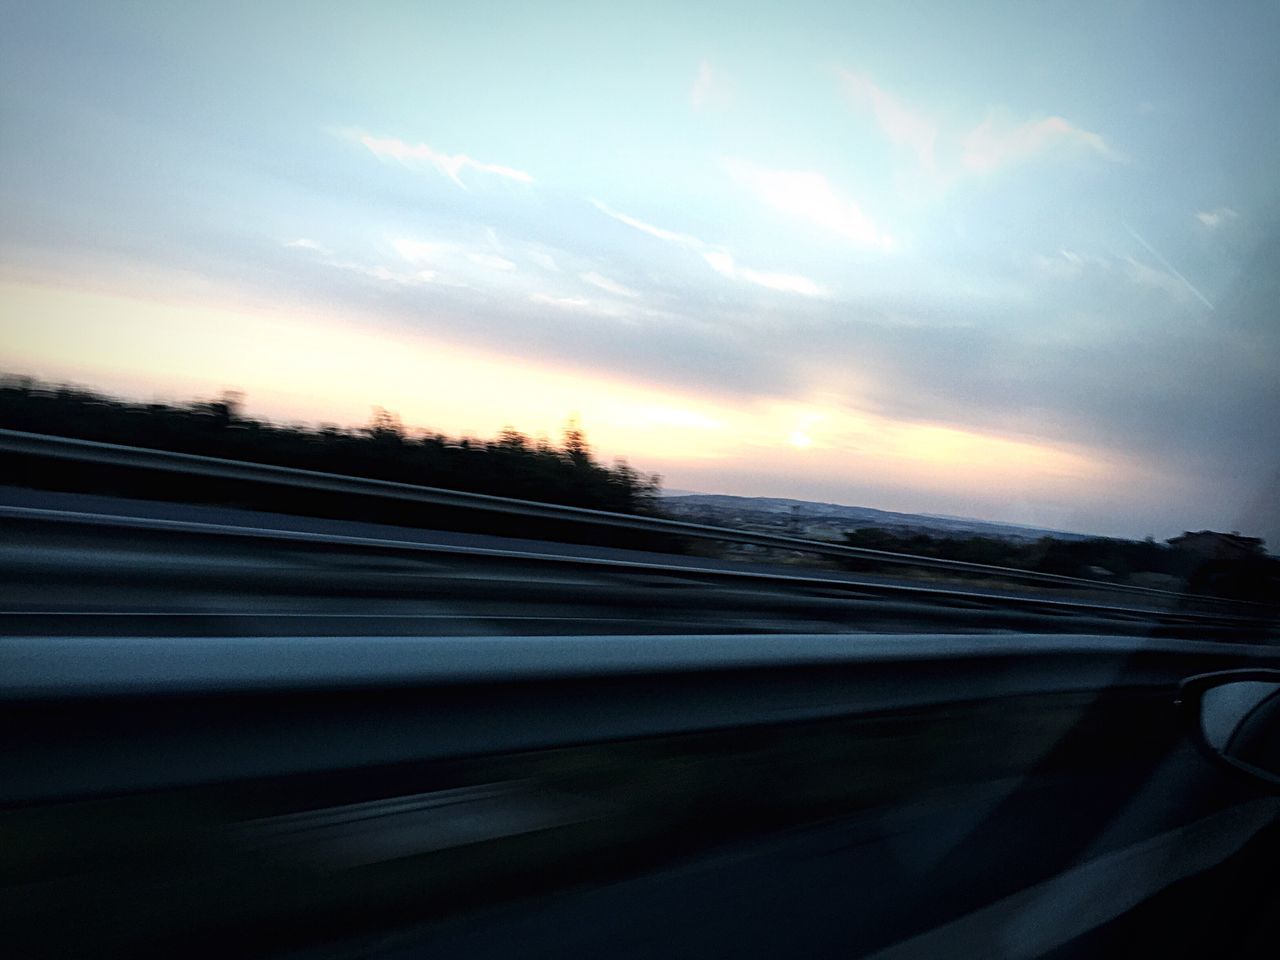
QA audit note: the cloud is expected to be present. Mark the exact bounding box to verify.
[702,250,826,297]
[284,234,440,285]
[739,267,825,298]
[725,160,892,249]
[1121,256,1206,306]
[391,238,444,262]
[1122,222,1214,309]
[528,291,638,320]
[589,198,704,248]
[341,261,437,286]
[392,237,514,275]
[701,250,735,275]
[1196,207,1239,229]
[527,249,559,272]
[305,232,523,289]
[1033,249,1107,280]
[961,114,1123,173]
[836,69,936,168]
[357,134,534,187]
[531,292,592,310]
[834,69,1125,192]
[581,271,639,298]
[1032,239,1212,309]
[468,252,517,271]
[393,234,526,277]
[690,60,731,110]
[592,198,827,297]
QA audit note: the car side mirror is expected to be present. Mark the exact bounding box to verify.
[1178,670,1280,789]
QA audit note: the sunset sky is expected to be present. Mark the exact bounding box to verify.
[3,1,1278,542]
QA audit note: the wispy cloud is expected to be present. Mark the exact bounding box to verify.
[1122,222,1214,309]
[702,250,826,297]
[1033,233,1213,309]
[527,249,559,272]
[1196,207,1239,229]
[589,198,704,248]
[529,292,638,320]
[835,69,1124,186]
[287,235,437,284]
[1033,249,1108,280]
[962,114,1123,173]
[725,160,892,249]
[1122,256,1196,304]
[690,60,731,110]
[581,271,639,298]
[391,238,444,262]
[341,261,438,286]
[357,134,534,187]
[393,235,515,275]
[307,232,524,288]
[592,199,826,297]
[531,292,592,310]
[836,69,936,168]
[468,252,517,271]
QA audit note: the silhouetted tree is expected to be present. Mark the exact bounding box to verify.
[0,375,662,517]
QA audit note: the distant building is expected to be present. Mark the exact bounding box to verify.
[1167,530,1265,560]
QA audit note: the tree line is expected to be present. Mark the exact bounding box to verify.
[0,376,661,515]
[842,528,1276,603]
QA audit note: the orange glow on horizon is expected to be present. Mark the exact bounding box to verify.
[2,280,1124,504]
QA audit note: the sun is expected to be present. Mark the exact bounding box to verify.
[788,430,813,449]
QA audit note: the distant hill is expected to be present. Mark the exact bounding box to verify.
[660,493,1089,542]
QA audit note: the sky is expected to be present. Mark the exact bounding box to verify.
[2,1,1278,543]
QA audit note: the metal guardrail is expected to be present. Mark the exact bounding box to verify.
[3,631,1275,699]
[1,504,1259,630]
[0,427,1252,609]
[5,628,1278,806]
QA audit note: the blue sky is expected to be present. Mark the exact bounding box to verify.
[3,1,1278,542]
